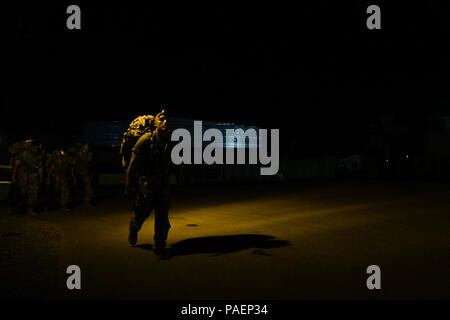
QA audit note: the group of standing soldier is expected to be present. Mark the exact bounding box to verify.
[8,140,93,215]
[7,109,173,257]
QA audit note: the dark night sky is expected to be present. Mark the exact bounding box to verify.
[2,2,450,152]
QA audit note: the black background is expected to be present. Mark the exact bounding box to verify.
[2,1,450,151]
[1,2,450,307]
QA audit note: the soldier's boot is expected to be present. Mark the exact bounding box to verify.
[129,203,150,246]
[62,206,71,214]
[83,177,93,206]
[128,220,139,245]
[61,199,71,213]
[154,207,171,258]
[154,243,170,259]
[154,224,171,258]
[27,208,38,216]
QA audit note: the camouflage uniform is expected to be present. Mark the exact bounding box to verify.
[8,140,33,213]
[13,146,43,213]
[127,129,173,251]
[68,143,93,205]
[8,140,32,165]
[45,150,72,209]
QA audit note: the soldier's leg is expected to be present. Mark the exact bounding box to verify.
[7,184,20,214]
[153,187,171,250]
[40,177,52,212]
[130,203,151,231]
[27,175,39,215]
[128,195,153,245]
[40,184,48,212]
[60,179,70,211]
[16,172,28,213]
[82,173,93,205]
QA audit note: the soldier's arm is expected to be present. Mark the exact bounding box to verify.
[126,132,152,189]
[125,152,137,190]
[168,139,180,175]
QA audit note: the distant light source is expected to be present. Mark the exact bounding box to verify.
[406,154,409,159]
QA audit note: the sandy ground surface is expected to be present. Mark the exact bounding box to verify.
[1,180,449,299]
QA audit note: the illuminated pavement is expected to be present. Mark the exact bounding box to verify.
[2,181,450,299]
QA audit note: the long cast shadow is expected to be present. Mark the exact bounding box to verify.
[134,234,291,259]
